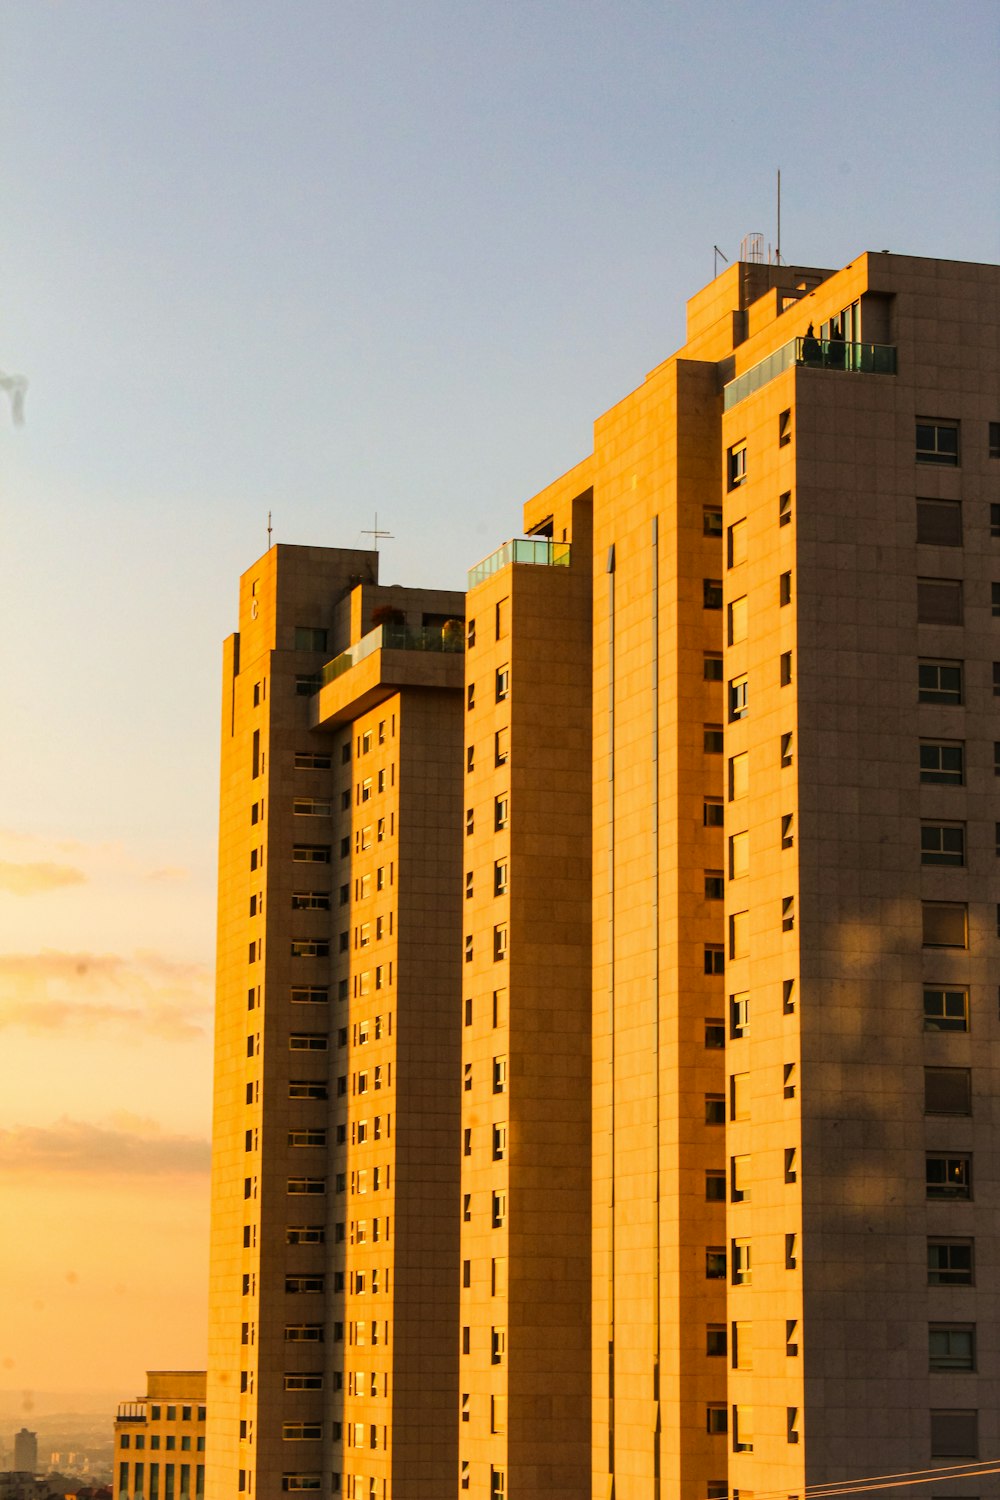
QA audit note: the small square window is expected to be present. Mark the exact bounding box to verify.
[919,741,964,784]
[922,902,968,948]
[921,823,965,866]
[930,1325,976,1371]
[703,653,723,682]
[704,945,724,976]
[704,798,724,827]
[705,1170,726,1202]
[703,578,723,610]
[929,1408,978,1458]
[704,1017,725,1048]
[705,870,724,900]
[924,1066,972,1116]
[705,1324,727,1357]
[916,498,963,546]
[706,1403,728,1434]
[704,724,724,753]
[705,1247,726,1280]
[928,1239,974,1286]
[918,659,963,705]
[703,508,723,536]
[926,1152,971,1199]
[916,420,959,466]
[923,987,969,1032]
[917,577,963,625]
[705,1093,725,1125]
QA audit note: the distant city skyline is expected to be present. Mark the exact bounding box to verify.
[1,0,997,1397]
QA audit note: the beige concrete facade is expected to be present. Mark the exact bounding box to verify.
[208,546,464,1498]
[114,1371,206,1500]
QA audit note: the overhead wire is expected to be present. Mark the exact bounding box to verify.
[708,1456,1000,1500]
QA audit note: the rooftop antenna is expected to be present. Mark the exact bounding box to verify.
[776,168,782,265]
[361,512,394,553]
[714,244,729,278]
[267,510,273,549]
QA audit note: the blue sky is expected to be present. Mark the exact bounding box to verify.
[0,0,997,1391]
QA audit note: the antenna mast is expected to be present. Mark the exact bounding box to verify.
[267,510,273,549]
[714,244,729,278]
[361,512,395,553]
[776,168,782,265]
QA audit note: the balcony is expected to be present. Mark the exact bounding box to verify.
[116,1403,147,1422]
[723,337,897,410]
[467,537,571,590]
[317,621,463,692]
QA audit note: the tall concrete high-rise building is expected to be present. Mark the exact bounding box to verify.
[458,250,999,1499]
[210,251,999,1500]
[208,545,465,1498]
[113,1371,207,1500]
[12,1430,36,1474]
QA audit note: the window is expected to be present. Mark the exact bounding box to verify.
[784,1146,798,1183]
[786,1319,799,1356]
[494,859,508,896]
[781,813,794,848]
[729,676,748,721]
[995,661,1000,697]
[703,653,723,682]
[728,595,747,644]
[787,1407,800,1445]
[491,1190,506,1228]
[292,845,331,864]
[778,407,791,446]
[703,507,723,536]
[292,891,330,911]
[294,751,331,770]
[291,938,329,958]
[920,741,964,785]
[493,924,508,961]
[918,660,963,705]
[733,1320,752,1370]
[705,870,724,900]
[705,1017,725,1048]
[782,895,795,931]
[993,504,1000,539]
[732,1238,751,1284]
[727,443,747,489]
[495,726,509,764]
[490,1327,506,1365]
[704,797,724,827]
[729,751,748,799]
[733,1405,753,1453]
[288,1130,326,1149]
[917,577,963,625]
[730,1155,750,1203]
[290,986,328,1004]
[926,1153,971,1199]
[780,731,793,767]
[287,1178,325,1195]
[730,991,749,1038]
[729,832,748,879]
[492,1122,507,1159]
[705,1093,725,1125]
[783,1062,797,1098]
[778,490,792,527]
[284,1325,324,1343]
[929,1409,978,1458]
[779,650,792,686]
[703,578,723,610]
[729,911,749,960]
[922,902,968,948]
[490,1465,505,1498]
[916,420,959,466]
[925,1067,972,1116]
[928,1239,973,1286]
[704,945,724,976]
[493,1055,508,1092]
[917,498,963,546]
[284,1374,323,1392]
[289,1081,328,1100]
[728,518,748,566]
[706,1324,727,1357]
[779,570,792,606]
[730,1072,749,1121]
[921,823,965,866]
[467,684,475,711]
[930,1325,976,1371]
[705,1247,726,1280]
[494,665,510,703]
[785,1232,797,1269]
[705,1170,726,1202]
[289,1034,328,1052]
[494,794,509,831]
[706,1404,728,1434]
[991,421,1000,459]
[294,674,321,696]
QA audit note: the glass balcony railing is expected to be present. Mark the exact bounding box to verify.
[723,337,897,409]
[467,537,571,590]
[317,620,464,690]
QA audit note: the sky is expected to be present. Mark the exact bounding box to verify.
[1,0,998,1406]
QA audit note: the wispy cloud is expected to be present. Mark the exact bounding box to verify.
[0,860,87,895]
[0,950,212,1039]
[144,866,192,883]
[0,1116,210,1176]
